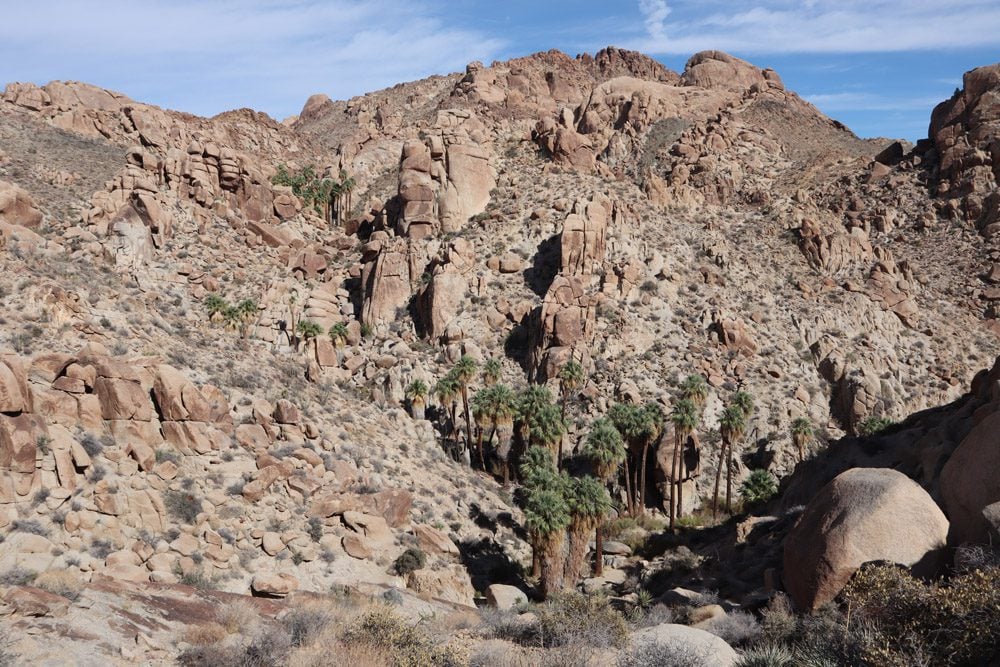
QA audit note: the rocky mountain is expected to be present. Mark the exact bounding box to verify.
[0,47,999,665]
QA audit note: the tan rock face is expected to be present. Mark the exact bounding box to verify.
[0,180,43,229]
[152,365,211,421]
[560,195,611,275]
[783,468,949,611]
[680,50,778,92]
[399,137,496,236]
[929,63,1000,234]
[940,409,1000,544]
[529,275,600,380]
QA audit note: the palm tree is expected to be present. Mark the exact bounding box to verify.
[296,320,323,352]
[204,294,229,324]
[558,359,585,420]
[669,399,699,529]
[732,390,754,419]
[556,360,585,467]
[477,384,517,484]
[234,299,258,339]
[329,322,349,363]
[582,418,625,576]
[286,292,301,349]
[791,417,813,463]
[681,374,709,409]
[608,403,656,516]
[639,402,664,518]
[516,385,554,449]
[529,402,565,465]
[454,356,478,462]
[717,404,747,517]
[338,169,356,224]
[564,475,611,588]
[434,373,460,454]
[405,380,428,420]
[495,386,518,485]
[483,358,502,387]
[520,452,570,599]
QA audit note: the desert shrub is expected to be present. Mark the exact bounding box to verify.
[165,489,201,523]
[183,622,228,647]
[740,470,778,505]
[178,625,291,667]
[479,608,540,645]
[616,638,720,667]
[282,607,332,647]
[34,570,82,601]
[79,432,104,456]
[536,592,629,649]
[89,538,114,559]
[306,517,324,542]
[857,416,893,436]
[10,518,48,535]
[155,448,182,465]
[698,610,761,647]
[393,547,426,576]
[342,605,462,667]
[0,567,37,586]
[735,644,795,667]
[179,569,215,590]
[841,562,1000,666]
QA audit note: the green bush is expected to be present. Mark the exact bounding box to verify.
[393,547,426,576]
[857,415,894,436]
[740,470,778,504]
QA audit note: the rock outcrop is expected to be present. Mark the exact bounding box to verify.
[783,468,949,611]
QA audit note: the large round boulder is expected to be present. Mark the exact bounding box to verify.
[783,468,948,611]
[940,410,1000,544]
[623,624,737,666]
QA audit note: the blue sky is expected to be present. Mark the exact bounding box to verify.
[1,1,997,141]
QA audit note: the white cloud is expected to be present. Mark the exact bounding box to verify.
[638,0,671,41]
[630,0,1000,54]
[0,0,505,119]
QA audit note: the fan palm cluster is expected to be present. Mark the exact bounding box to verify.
[203,295,258,339]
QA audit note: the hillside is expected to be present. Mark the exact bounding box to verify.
[1,47,999,665]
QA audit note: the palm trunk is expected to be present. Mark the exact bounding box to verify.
[639,439,651,518]
[461,385,473,461]
[669,433,681,529]
[713,437,727,519]
[677,434,685,524]
[623,456,635,517]
[540,532,566,600]
[564,519,589,589]
[594,523,604,576]
[726,441,735,513]
[531,534,541,579]
[411,397,425,421]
